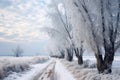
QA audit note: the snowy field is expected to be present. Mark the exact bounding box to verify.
[1,56,120,80]
[3,59,52,80]
[0,56,49,79]
[2,58,76,80]
[62,56,120,80]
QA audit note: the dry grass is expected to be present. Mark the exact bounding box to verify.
[0,56,49,79]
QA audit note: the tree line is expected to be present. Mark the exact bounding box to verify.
[42,0,120,74]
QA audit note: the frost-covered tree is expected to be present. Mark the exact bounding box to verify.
[62,0,120,73]
[46,37,65,58]
[13,45,24,57]
[41,25,72,60]
[43,0,74,61]
[74,41,84,65]
[43,0,86,63]
[51,0,87,62]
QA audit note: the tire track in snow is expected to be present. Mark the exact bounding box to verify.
[33,61,56,80]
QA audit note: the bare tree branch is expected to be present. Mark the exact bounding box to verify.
[114,0,120,41]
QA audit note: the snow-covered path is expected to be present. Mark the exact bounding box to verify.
[54,60,75,80]
[3,59,75,80]
[38,61,56,80]
[3,57,120,80]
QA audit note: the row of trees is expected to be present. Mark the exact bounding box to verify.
[43,0,120,74]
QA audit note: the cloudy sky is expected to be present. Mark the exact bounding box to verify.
[0,0,52,56]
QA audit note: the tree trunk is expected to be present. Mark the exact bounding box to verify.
[78,55,83,65]
[103,47,114,73]
[95,54,104,73]
[66,48,73,61]
[67,55,73,61]
[60,50,65,58]
[95,46,114,74]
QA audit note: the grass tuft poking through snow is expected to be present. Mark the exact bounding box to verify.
[0,56,49,79]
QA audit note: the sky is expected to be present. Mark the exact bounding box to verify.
[0,0,52,56]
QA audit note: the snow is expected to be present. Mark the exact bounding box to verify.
[3,59,52,80]
[2,57,76,80]
[2,56,120,80]
[38,61,56,80]
[61,56,120,80]
[0,56,49,79]
[55,59,75,80]
[74,56,120,68]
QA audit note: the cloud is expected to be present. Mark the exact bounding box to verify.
[0,0,12,8]
[0,0,51,43]
[0,37,14,42]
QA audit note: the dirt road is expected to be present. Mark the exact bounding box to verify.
[33,61,56,80]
